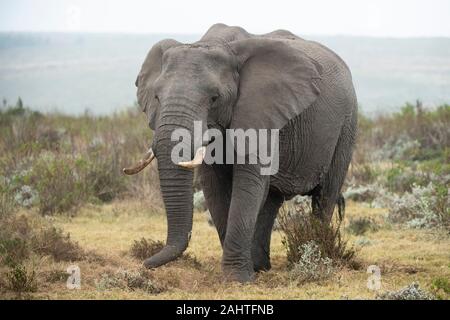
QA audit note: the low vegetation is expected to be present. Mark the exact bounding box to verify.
[376,282,435,300]
[0,98,449,299]
[129,238,165,260]
[348,101,449,230]
[96,268,164,294]
[0,99,163,217]
[278,197,358,270]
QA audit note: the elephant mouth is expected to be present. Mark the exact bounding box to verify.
[122,146,207,175]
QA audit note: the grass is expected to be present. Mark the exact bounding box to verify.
[1,199,448,300]
[0,100,449,299]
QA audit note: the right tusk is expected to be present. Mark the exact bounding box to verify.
[123,148,155,175]
[177,146,206,169]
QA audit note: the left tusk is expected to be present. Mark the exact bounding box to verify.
[178,146,206,169]
[123,147,155,175]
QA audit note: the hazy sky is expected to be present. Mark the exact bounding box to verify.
[1,0,449,37]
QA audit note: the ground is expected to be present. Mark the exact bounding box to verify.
[14,200,449,300]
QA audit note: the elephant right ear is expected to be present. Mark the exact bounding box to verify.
[136,39,181,130]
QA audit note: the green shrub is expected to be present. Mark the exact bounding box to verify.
[0,103,161,215]
[384,166,430,193]
[80,144,127,203]
[355,103,449,183]
[32,152,85,215]
[44,269,69,283]
[0,183,15,218]
[5,262,38,293]
[0,237,29,266]
[430,277,450,300]
[348,164,379,185]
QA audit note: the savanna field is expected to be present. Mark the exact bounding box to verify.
[0,99,449,300]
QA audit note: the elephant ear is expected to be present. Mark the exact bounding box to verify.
[136,39,181,130]
[230,38,322,131]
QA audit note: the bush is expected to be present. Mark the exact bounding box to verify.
[80,143,127,203]
[278,198,358,269]
[289,241,335,283]
[0,212,83,266]
[32,152,85,215]
[0,177,16,218]
[430,277,450,300]
[0,237,29,266]
[5,262,38,293]
[44,269,69,283]
[129,238,164,260]
[383,165,432,193]
[346,217,379,235]
[353,103,450,198]
[31,226,83,262]
[344,184,385,203]
[14,185,39,208]
[387,183,448,229]
[376,282,435,300]
[96,268,164,294]
[0,103,163,216]
[366,103,450,162]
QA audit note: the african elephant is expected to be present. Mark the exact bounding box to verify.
[124,23,357,282]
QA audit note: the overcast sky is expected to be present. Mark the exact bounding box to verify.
[1,0,449,37]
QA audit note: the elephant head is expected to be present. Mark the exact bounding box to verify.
[124,31,322,269]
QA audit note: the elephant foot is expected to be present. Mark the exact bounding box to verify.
[222,264,254,283]
[223,270,254,283]
[252,246,272,272]
[253,257,271,272]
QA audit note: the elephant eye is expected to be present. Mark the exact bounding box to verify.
[154,94,160,102]
[210,95,219,103]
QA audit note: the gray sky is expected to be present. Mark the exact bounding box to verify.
[0,0,449,37]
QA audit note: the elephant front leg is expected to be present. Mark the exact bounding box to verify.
[199,163,233,246]
[222,164,269,282]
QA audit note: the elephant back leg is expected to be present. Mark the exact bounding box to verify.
[312,111,357,222]
[251,191,284,272]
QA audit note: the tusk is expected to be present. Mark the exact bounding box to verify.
[178,146,206,169]
[123,148,155,175]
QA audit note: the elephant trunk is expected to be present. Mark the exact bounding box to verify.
[144,121,194,268]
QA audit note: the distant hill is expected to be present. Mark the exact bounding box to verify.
[1,32,449,115]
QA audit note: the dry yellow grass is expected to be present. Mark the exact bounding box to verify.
[5,200,449,300]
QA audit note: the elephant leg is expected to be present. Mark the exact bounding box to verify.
[222,164,270,282]
[199,164,233,246]
[251,191,283,272]
[312,116,356,222]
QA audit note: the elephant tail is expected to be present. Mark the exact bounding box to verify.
[337,194,345,222]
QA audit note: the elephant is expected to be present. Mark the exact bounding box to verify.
[123,23,358,282]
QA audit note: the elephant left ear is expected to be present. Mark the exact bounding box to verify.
[230,38,322,131]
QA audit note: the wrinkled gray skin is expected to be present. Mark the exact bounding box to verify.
[135,24,357,282]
